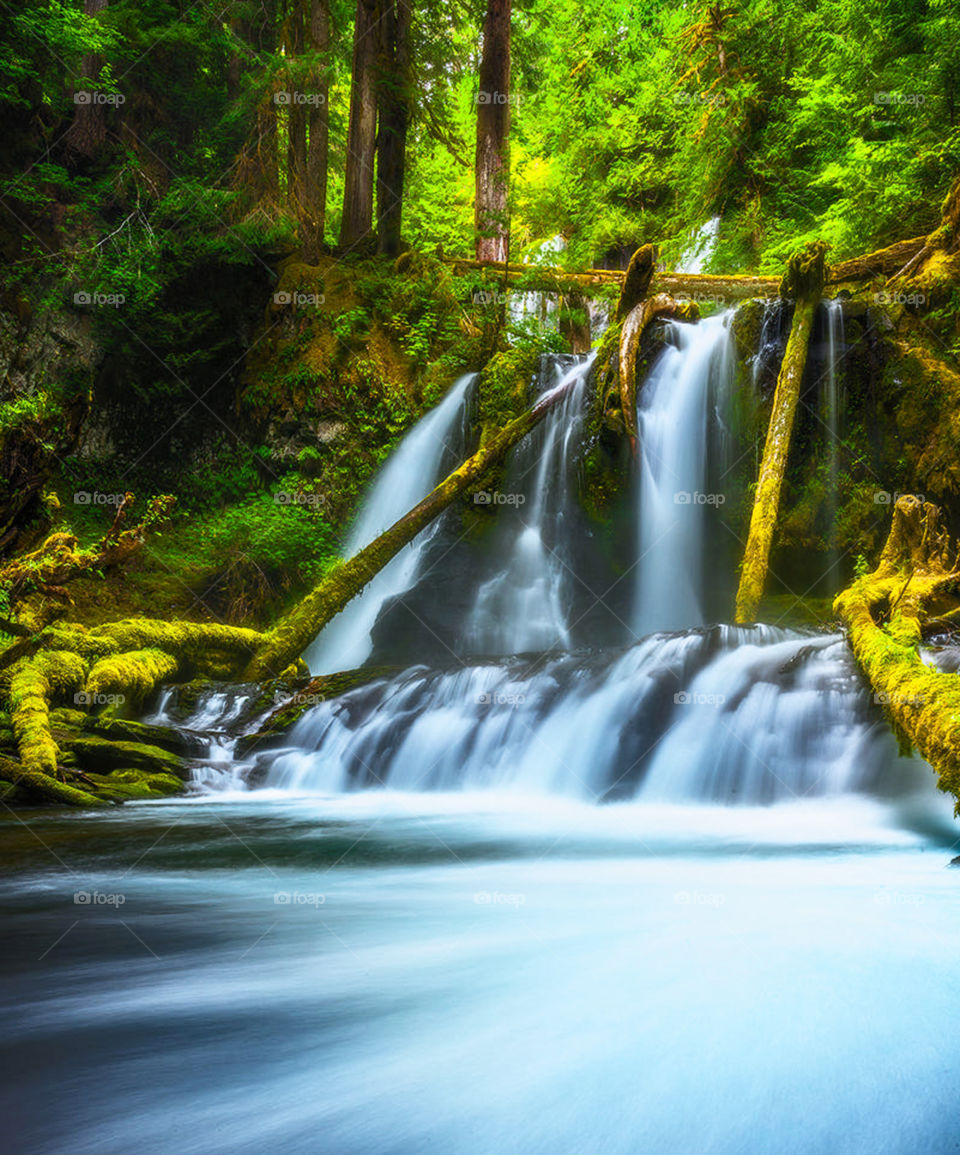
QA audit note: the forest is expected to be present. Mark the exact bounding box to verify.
[2,2,960,1153]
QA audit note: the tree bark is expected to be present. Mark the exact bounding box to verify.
[64,0,110,162]
[377,0,413,256]
[735,243,827,622]
[474,0,511,262]
[302,0,331,261]
[339,0,381,250]
[286,1,308,220]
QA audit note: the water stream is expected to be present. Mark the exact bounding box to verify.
[3,321,959,1155]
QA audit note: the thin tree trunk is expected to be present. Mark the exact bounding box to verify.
[64,0,109,162]
[303,0,331,261]
[286,0,307,219]
[735,244,827,622]
[339,0,381,250]
[377,0,412,256]
[474,0,511,262]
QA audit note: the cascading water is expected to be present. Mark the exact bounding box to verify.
[822,298,845,581]
[304,373,475,675]
[633,312,736,635]
[463,354,594,656]
[676,215,721,273]
[264,625,900,804]
[8,304,959,1155]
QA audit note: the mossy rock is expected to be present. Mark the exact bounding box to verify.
[66,736,190,780]
[85,768,185,801]
[80,715,208,757]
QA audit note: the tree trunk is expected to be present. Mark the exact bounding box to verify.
[834,497,960,810]
[302,0,331,261]
[474,0,511,262]
[339,0,381,250]
[244,375,578,680]
[735,244,827,622]
[286,0,307,220]
[64,0,110,162]
[377,0,413,257]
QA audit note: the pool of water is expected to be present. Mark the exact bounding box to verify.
[2,788,959,1154]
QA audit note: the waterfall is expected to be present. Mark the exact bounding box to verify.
[304,373,475,675]
[822,299,845,584]
[633,312,735,636]
[264,625,899,803]
[676,216,721,273]
[463,354,594,656]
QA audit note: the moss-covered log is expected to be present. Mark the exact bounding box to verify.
[834,496,960,808]
[735,242,828,622]
[0,753,105,807]
[85,648,180,709]
[244,379,585,680]
[9,649,88,777]
[618,294,699,446]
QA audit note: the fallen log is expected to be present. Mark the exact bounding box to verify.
[834,496,960,809]
[735,242,828,622]
[243,374,588,681]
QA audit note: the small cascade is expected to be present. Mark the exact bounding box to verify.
[304,372,476,675]
[822,298,845,584]
[633,312,736,636]
[676,216,721,273]
[264,625,897,803]
[463,354,594,656]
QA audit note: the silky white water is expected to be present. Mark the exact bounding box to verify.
[633,312,735,635]
[304,373,475,675]
[5,312,958,1155]
[464,355,594,656]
